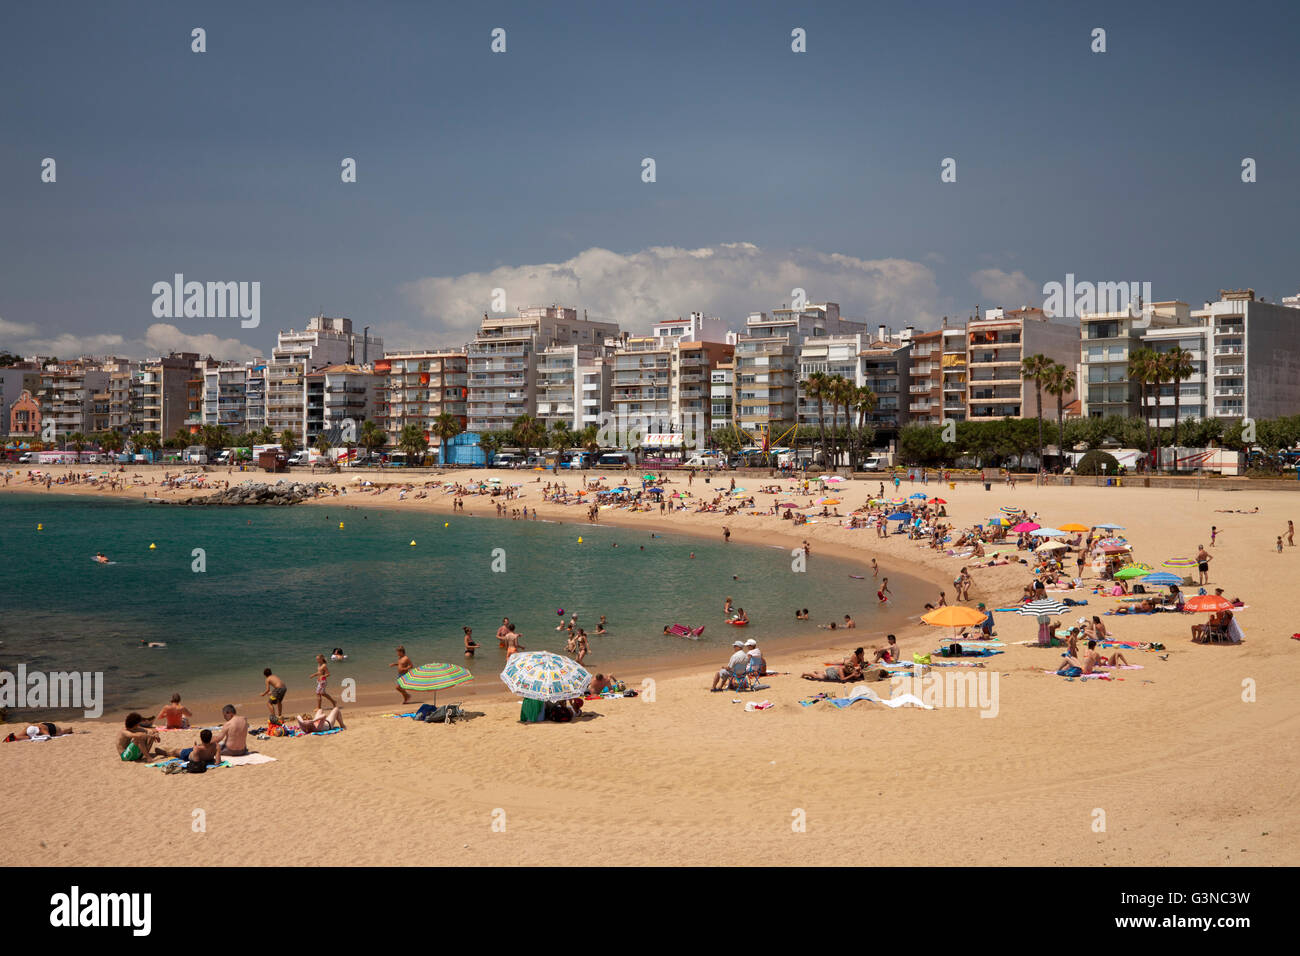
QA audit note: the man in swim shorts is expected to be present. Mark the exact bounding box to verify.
[212,705,249,757]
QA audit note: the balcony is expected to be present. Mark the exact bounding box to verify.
[1213,387,1245,397]
[1214,325,1244,336]
[909,364,934,376]
[1214,366,1243,376]
[1213,346,1244,356]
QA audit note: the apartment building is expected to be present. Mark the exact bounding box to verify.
[137,353,199,438]
[859,336,911,433]
[267,316,381,442]
[796,333,867,430]
[466,307,618,433]
[941,323,968,423]
[1078,301,1193,419]
[38,360,111,438]
[733,336,799,442]
[536,344,613,433]
[0,361,42,437]
[966,307,1078,419]
[304,364,384,445]
[744,301,868,342]
[905,329,944,426]
[1188,289,1300,421]
[710,361,734,432]
[379,350,469,446]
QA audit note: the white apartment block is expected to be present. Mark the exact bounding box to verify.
[1187,289,1300,421]
[380,350,468,445]
[966,307,1078,420]
[1079,301,1193,419]
[267,315,381,442]
[536,344,609,432]
[466,306,619,433]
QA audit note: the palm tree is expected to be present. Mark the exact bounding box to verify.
[549,421,574,471]
[398,423,428,462]
[1127,348,1158,471]
[799,371,830,466]
[578,424,601,460]
[851,386,878,470]
[477,431,501,466]
[359,420,386,463]
[314,432,332,462]
[279,429,298,455]
[511,414,545,458]
[1020,353,1054,475]
[1164,346,1196,459]
[68,431,87,455]
[1042,362,1076,469]
[823,374,849,467]
[431,412,463,465]
[98,430,124,455]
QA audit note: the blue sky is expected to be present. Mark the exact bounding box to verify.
[1,0,1296,360]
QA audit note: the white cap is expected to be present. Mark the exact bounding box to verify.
[745,639,757,647]
[732,640,744,647]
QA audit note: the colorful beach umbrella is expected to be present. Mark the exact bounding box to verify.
[1058,523,1089,532]
[1029,528,1065,537]
[778,500,798,508]
[818,497,842,505]
[397,662,475,705]
[1012,521,1040,532]
[929,497,947,504]
[1140,572,1184,587]
[1093,523,1125,530]
[1163,557,1199,570]
[1000,506,1024,515]
[908,493,927,499]
[499,651,592,703]
[1113,564,1152,580]
[987,516,1010,526]
[887,511,911,520]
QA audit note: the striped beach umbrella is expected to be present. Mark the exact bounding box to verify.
[1163,557,1199,570]
[1140,572,1185,587]
[500,651,592,703]
[1000,506,1024,515]
[397,662,475,705]
[1016,599,1070,617]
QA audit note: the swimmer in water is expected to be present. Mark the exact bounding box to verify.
[139,640,167,648]
[95,552,109,563]
[331,647,346,660]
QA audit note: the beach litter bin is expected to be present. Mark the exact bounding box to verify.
[983,482,990,491]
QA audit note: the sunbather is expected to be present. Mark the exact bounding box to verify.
[116,712,171,761]
[801,661,862,682]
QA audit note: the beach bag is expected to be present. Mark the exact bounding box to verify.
[1132,584,1146,594]
[185,759,208,774]
[412,703,436,722]
[1057,665,1082,677]
[120,741,141,762]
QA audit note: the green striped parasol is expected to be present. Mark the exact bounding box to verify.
[398,662,474,704]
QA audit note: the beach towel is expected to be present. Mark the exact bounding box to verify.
[221,753,277,766]
[879,693,935,710]
[520,698,545,723]
[826,686,880,708]
[744,700,774,711]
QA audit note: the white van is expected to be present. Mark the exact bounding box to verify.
[683,454,724,469]
[860,456,887,471]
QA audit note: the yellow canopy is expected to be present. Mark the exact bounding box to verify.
[1058,523,1089,532]
[921,606,986,627]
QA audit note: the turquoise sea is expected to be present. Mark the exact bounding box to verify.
[0,493,925,715]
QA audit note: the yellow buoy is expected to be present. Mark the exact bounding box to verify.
[37,523,43,531]
[577,536,583,543]
[409,540,416,546]
[149,543,156,550]
[339,522,344,529]
[444,522,449,528]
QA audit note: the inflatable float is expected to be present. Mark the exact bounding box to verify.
[667,624,705,638]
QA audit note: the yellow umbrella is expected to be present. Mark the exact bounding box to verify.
[1058,523,1089,532]
[921,606,986,628]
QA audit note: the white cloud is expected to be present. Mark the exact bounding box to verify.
[0,318,260,363]
[396,243,944,345]
[969,268,1039,310]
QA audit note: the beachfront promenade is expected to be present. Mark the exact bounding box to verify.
[1,464,1297,868]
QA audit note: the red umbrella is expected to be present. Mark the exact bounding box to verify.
[1184,594,1233,613]
[929,497,948,504]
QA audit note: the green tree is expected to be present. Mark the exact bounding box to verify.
[1020,353,1054,474]
[68,431,87,454]
[279,429,298,454]
[432,412,463,464]
[1042,362,1077,468]
[1163,346,1196,456]
[398,423,428,461]
[799,371,831,466]
[360,419,386,459]
[1127,348,1159,468]
[511,414,546,458]
[97,430,124,454]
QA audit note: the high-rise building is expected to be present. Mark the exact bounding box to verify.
[941,322,968,423]
[305,364,384,445]
[537,344,609,432]
[905,329,945,426]
[38,360,111,438]
[1188,289,1300,421]
[466,307,619,433]
[378,350,468,447]
[1079,301,1192,419]
[267,316,381,442]
[966,307,1078,419]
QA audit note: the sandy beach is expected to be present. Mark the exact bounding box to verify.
[2,465,1297,867]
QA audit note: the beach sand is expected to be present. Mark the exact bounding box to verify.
[2,465,1297,866]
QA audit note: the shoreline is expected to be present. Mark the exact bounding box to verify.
[1,469,969,720]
